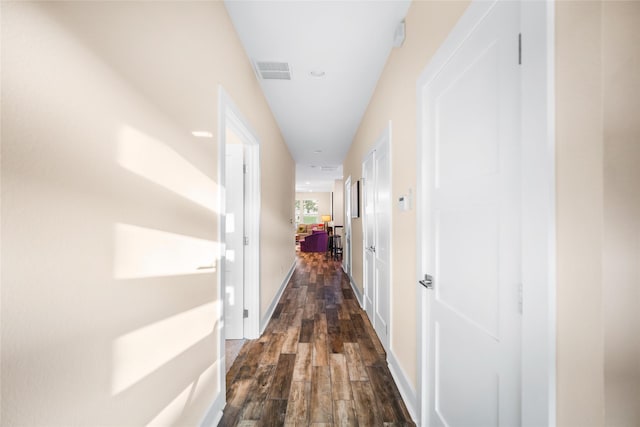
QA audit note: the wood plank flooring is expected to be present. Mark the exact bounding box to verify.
[219,252,415,427]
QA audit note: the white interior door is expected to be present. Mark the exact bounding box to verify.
[344,177,352,276]
[362,127,392,348]
[423,1,521,425]
[362,152,376,319]
[373,132,391,346]
[225,143,244,340]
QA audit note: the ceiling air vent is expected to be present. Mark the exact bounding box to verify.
[321,166,338,172]
[255,61,291,80]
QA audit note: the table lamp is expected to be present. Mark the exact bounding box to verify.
[321,215,331,231]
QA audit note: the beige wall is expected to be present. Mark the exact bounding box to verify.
[296,191,332,224]
[556,2,606,425]
[601,2,640,425]
[556,1,640,425]
[333,179,345,228]
[1,2,294,426]
[342,0,470,391]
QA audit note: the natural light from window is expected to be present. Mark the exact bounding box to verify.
[117,125,219,213]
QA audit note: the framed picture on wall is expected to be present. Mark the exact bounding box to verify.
[351,180,360,218]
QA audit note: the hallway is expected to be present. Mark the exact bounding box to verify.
[219,253,415,426]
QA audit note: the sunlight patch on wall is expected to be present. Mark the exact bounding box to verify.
[113,223,218,279]
[118,126,219,212]
[145,361,220,426]
[111,300,221,395]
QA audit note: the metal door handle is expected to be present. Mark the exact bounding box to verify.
[419,274,433,289]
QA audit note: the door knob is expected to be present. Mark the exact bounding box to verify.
[419,274,433,289]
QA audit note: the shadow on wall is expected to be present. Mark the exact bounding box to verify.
[1,6,224,425]
[110,126,223,425]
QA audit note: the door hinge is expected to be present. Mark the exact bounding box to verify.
[518,33,522,65]
[243,164,247,173]
[243,309,249,318]
[244,236,249,246]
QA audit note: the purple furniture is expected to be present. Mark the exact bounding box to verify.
[300,230,328,253]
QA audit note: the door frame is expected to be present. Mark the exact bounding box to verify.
[217,87,261,380]
[362,123,392,351]
[415,1,556,425]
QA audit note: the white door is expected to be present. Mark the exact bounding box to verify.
[344,177,352,276]
[225,143,245,339]
[362,127,391,348]
[373,133,391,346]
[362,152,376,319]
[422,1,521,425]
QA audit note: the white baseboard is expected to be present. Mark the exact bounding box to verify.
[387,349,419,424]
[260,260,296,333]
[199,389,224,427]
[348,274,364,308]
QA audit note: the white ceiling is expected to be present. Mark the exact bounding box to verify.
[224,0,411,192]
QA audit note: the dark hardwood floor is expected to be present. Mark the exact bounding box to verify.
[219,252,415,426]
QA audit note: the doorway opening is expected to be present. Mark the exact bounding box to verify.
[218,87,261,387]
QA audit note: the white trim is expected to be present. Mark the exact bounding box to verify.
[198,381,225,427]
[387,349,418,424]
[260,260,296,333]
[520,1,556,425]
[348,274,364,308]
[415,1,556,425]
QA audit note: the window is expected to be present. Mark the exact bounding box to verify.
[295,199,319,224]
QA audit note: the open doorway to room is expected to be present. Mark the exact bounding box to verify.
[218,88,261,382]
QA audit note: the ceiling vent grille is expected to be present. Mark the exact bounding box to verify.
[255,61,291,80]
[321,166,338,172]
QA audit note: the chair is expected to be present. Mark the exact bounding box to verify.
[300,230,328,253]
[332,235,343,260]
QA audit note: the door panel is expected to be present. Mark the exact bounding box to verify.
[362,152,375,317]
[436,207,499,337]
[435,320,499,425]
[373,137,390,344]
[344,178,352,275]
[225,143,244,340]
[425,2,521,426]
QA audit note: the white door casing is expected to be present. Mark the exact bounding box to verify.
[420,1,521,425]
